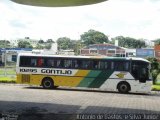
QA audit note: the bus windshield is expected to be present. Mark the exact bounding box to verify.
[131,61,151,83]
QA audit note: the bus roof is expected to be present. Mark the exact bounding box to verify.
[18,53,150,63]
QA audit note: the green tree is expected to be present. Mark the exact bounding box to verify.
[111,36,146,48]
[153,38,160,45]
[18,41,33,48]
[47,39,55,43]
[70,40,84,55]
[111,36,125,46]
[45,43,52,49]
[80,29,109,46]
[0,40,11,48]
[38,39,44,44]
[57,37,72,50]
[35,44,44,49]
[147,57,160,84]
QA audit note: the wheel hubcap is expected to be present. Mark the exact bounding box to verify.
[44,81,51,87]
[120,85,127,92]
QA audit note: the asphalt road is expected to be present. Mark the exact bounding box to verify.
[0,84,160,120]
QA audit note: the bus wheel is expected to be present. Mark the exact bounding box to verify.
[42,78,54,89]
[117,82,130,93]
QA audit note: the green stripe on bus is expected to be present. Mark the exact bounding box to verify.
[77,70,101,87]
[88,70,114,88]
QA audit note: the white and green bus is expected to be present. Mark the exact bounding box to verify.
[16,53,152,93]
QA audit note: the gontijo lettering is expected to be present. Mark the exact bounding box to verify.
[20,68,72,75]
[41,69,72,75]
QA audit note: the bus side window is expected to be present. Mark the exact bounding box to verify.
[20,56,31,67]
[37,58,44,67]
[99,61,104,69]
[139,64,149,83]
[31,58,37,67]
[64,59,72,68]
[104,61,108,69]
[115,62,123,71]
[114,61,129,71]
[56,59,63,68]
[124,62,129,71]
[82,61,87,69]
[99,61,109,70]
[111,62,114,70]
[46,59,54,67]
[82,60,91,69]
[93,61,99,69]
[73,60,79,68]
[77,60,82,68]
[132,64,139,79]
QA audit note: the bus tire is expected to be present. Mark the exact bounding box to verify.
[42,77,54,89]
[117,82,130,93]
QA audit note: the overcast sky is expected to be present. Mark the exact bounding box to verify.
[0,0,160,41]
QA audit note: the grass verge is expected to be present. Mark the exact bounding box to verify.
[152,85,160,91]
[0,77,16,83]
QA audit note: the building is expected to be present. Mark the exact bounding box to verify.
[58,50,75,55]
[154,45,160,61]
[80,43,155,58]
[136,48,154,58]
[126,49,136,57]
[80,43,126,57]
[0,48,32,66]
[0,41,59,66]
